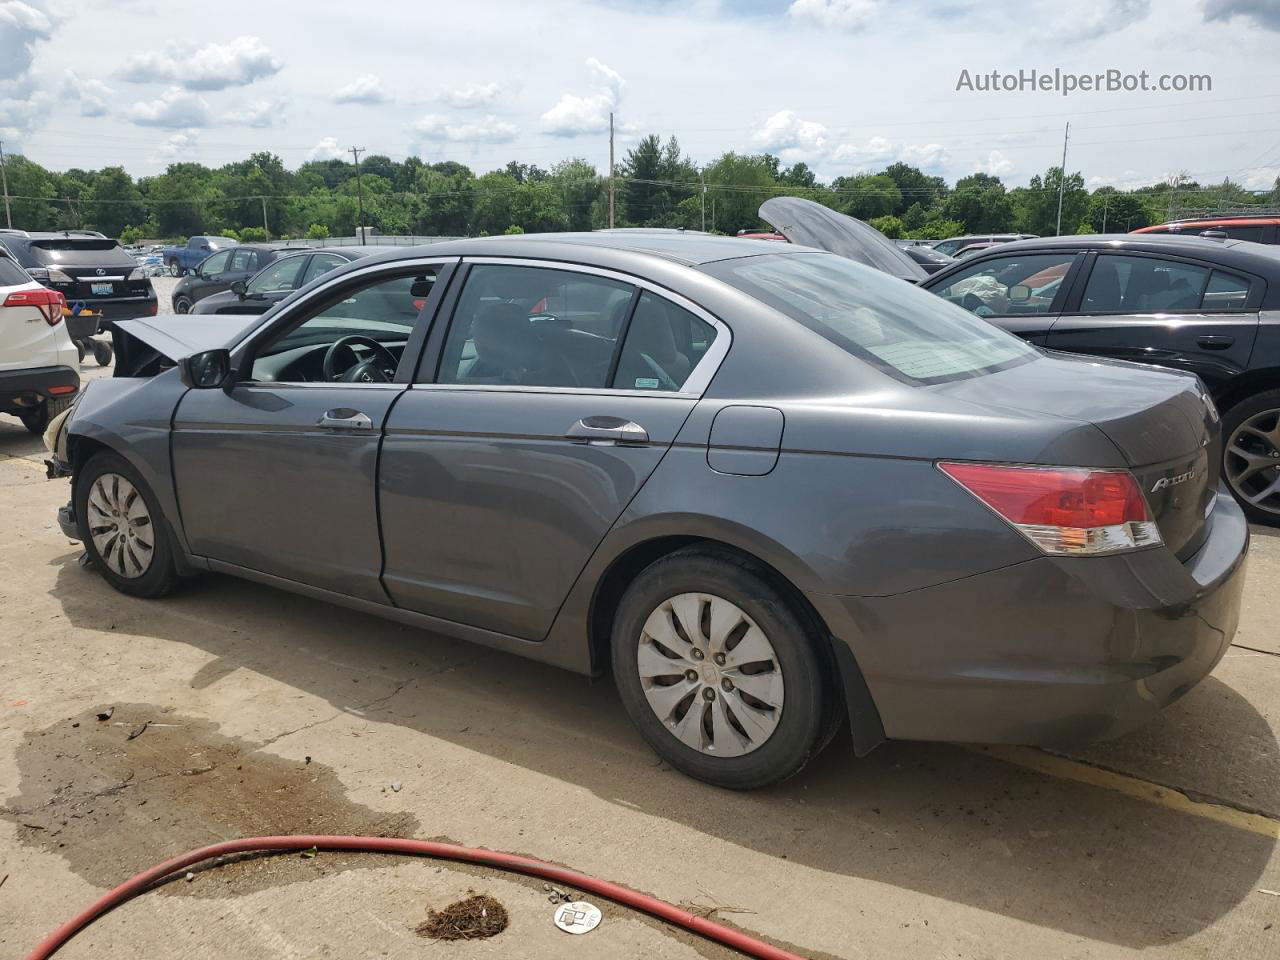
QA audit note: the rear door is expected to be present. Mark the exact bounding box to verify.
[1046,252,1261,395]
[172,258,454,602]
[925,250,1084,343]
[378,259,728,640]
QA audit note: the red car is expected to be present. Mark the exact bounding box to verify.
[1134,216,1280,244]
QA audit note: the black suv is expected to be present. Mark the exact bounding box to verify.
[0,229,157,361]
[170,244,297,314]
[921,234,1280,524]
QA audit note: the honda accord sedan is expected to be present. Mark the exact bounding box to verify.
[47,232,1248,789]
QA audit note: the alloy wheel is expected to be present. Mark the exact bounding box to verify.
[637,592,785,757]
[86,473,155,578]
[1226,408,1280,517]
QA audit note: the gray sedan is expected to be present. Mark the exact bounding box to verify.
[49,232,1249,788]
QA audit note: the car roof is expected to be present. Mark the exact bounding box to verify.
[941,233,1280,277]
[341,231,821,269]
[1134,217,1280,231]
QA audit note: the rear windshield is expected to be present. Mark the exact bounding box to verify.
[30,239,136,267]
[0,254,30,286]
[705,252,1040,385]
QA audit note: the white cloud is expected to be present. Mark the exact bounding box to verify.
[979,150,1014,177]
[412,114,518,143]
[119,36,282,91]
[443,82,501,108]
[62,70,112,117]
[309,136,344,161]
[127,86,210,127]
[151,129,200,164]
[1057,0,1151,42]
[222,97,287,127]
[333,74,388,105]
[752,110,829,156]
[786,0,882,32]
[539,57,624,137]
[0,0,55,138]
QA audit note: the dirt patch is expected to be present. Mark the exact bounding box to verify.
[1,703,419,897]
[416,893,509,940]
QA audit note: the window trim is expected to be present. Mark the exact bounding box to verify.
[228,256,459,385]
[928,251,1083,318]
[1062,250,1264,316]
[415,255,732,399]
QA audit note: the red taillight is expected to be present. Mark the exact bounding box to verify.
[939,462,1161,555]
[4,287,66,326]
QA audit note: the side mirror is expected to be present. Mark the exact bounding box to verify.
[1007,284,1032,303]
[230,279,248,298]
[181,348,232,389]
[185,267,196,277]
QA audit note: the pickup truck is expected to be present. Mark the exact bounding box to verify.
[160,236,237,277]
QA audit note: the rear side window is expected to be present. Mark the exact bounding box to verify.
[0,254,30,286]
[436,264,633,388]
[302,253,349,284]
[707,252,1039,385]
[1082,255,1208,313]
[612,291,715,391]
[230,249,254,272]
[1203,270,1251,310]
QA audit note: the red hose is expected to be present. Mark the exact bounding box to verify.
[24,835,807,960]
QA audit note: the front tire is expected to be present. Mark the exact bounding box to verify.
[611,546,833,789]
[173,297,191,314]
[1222,388,1280,525]
[75,452,180,598]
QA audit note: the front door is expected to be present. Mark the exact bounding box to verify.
[926,250,1083,344]
[172,261,450,602]
[379,261,726,640]
[1046,252,1261,395]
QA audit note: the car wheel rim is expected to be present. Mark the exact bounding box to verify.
[1226,408,1280,515]
[176,300,188,313]
[86,473,155,579]
[636,592,784,758]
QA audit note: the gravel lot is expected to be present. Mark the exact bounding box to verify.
[1,283,1279,958]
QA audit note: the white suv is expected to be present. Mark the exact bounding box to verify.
[0,250,80,434]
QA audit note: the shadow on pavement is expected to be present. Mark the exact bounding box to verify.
[48,556,1278,949]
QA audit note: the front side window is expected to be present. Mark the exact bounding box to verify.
[436,264,633,388]
[707,252,1040,385]
[1082,255,1208,313]
[249,267,438,382]
[200,250,231,276]
[612,291,715,391]
[930,253,1076,317]
[247,256,306,295]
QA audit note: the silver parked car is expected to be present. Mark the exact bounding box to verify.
[49,232,1248,788]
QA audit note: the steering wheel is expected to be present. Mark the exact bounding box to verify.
[322,335,398,383]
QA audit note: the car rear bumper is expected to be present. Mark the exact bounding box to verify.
[811,485,1249,747]
[0,365,79,411]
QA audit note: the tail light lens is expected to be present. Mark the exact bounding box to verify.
[939,462,1162,555]
[4,287,67,326]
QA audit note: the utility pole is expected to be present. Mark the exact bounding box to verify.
[1166,172,1185,220]
[1101,193,1110,232]
[0,140,11,230]
[608,112,616,230]
[1055,122,1070,237]
[350,146,367,244]
[260,196,270,241]
[700,167,706,232]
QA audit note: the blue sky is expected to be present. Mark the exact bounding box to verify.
[2,0,1278,189]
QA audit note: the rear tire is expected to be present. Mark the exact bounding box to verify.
[75,340,86,362]
[1222,388,1280,526]
[74,452,180,598]
[91,340,113,366]
[611,546,832,789]
[19,395,73,435]
[167,259,181,277]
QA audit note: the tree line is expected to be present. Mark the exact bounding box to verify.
[2,135,1277,243]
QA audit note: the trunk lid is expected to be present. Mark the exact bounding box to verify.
[758,197,928,283]
[931,351,1219,556]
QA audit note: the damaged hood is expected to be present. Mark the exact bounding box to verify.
[109,314,263,362]
[758,197,928,282]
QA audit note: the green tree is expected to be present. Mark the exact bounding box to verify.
[834,174,901,220]
[941,183,1013,234]
[0,155,57,229]
[905,217,963,241]
[306,223,330,239]
[1085,188,1150,232]
[83,167,146,237]
[1013,167,1088,236]
[881,162,947,215]
[868,215,904,238]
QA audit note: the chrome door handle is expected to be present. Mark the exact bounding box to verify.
[566,416,649,445]
[317,408,373,430]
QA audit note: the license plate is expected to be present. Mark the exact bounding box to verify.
[90,282,113,296]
